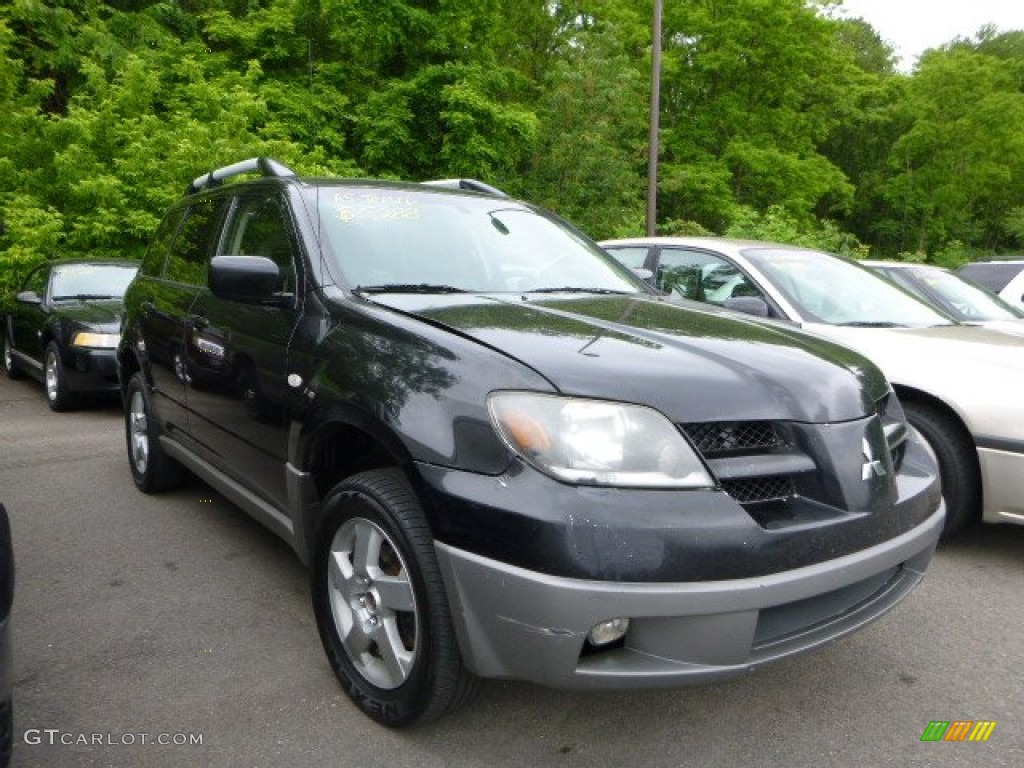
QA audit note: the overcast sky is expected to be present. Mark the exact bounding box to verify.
[838,0,1024,70]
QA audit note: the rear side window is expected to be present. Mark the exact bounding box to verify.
[606,246,651,270]
[141,208,186,277]
[165,199,224,286]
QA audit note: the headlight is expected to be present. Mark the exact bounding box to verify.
[487,392,713,488]
[71,331,120,349]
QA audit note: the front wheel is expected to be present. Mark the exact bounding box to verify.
[312,469,477,727]
[903,400,980,537]
[44,342,76,411]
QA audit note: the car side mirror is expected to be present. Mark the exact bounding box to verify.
[16,290,42,305]
[723,296,769,317]
[209,255,287,305]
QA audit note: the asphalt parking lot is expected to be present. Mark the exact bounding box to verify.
[0,373,1022,767]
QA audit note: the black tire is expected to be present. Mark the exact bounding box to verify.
[3,334,24,381]
[312,468,478,727]
[43,341,77,411]
[124,372,187,493]
[903,400,980,537]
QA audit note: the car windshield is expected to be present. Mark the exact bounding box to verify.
[50,263,138,300]
[312,188,644,295]
[742,248,952,327]
[907,268,1022,321]
[958,262,1024,292]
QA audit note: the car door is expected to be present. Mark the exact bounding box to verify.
[135,199,225,434]
[9,264,52,375]
[184,190,303,509]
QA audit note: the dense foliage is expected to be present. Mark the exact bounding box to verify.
[2,0,1024,296]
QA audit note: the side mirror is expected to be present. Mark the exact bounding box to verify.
[16,290,42,305]
[631,267,654,281]
[209,255,286,304]
[723,296,769,318]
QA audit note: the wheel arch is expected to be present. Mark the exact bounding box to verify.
[892,384,977,452]
[117,344,143,395]
[893,383,983,529]
[39,324,56,349]
[298,412,433,551]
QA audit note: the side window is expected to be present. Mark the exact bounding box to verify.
[142,208,186,278]
[220,194,297,295]
[166,198,223,286]
[605,246,650,271]
[657,249,764,305]
[22,265,49,300]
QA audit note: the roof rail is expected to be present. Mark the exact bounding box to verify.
[186,157,296,195]
[421,178,509,198]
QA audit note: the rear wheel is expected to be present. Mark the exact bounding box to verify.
[44,342,77,411]
[312,468,477,727]
[125,373,187,492]
[3,336,23,380]
[903,400,980,537]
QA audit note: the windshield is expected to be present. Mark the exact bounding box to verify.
[908,268,1022,321]
[51,263,138,300]
[312,188,644,295]
[742,248,952,327]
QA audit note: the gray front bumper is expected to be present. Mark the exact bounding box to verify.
[436,503,944,689]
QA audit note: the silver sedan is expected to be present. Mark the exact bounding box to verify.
[602,236,1024,537]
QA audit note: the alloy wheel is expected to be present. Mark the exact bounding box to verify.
[128,390,150,474]
[327,516,419,690]
[45,350,59,402]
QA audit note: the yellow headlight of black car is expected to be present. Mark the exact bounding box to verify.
[71,331,120,349]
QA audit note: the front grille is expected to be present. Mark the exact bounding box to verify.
[721,476,795,504]
[683,421,783,456]
[684,413,901,530]
[681,420,802,509]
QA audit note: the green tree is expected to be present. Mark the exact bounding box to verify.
[524,7,650,237]
[881,46,1024,257]
[656,0,860,233]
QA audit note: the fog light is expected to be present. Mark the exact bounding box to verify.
[587,618,630,646]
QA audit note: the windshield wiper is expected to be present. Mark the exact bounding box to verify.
[525,287,634,295]
[52,294,121,300]
[355,284,467,294]
[835,321,905,328]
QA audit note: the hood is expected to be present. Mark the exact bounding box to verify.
[806,323,1024,438]
[54,298,123,333]
[371,293,889,424]
[975,319,1024,338]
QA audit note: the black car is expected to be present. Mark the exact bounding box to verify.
[0,504,13,768]
[4,259,138,410]
[117,158,943,727]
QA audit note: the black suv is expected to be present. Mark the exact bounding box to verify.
[117,158,944,727]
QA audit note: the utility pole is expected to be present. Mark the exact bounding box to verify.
[646,0,663,236]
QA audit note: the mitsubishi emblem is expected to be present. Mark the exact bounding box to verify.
[862,437,887,480]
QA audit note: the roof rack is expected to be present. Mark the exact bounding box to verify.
[420,178,509,198]
[186,157,296,195]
